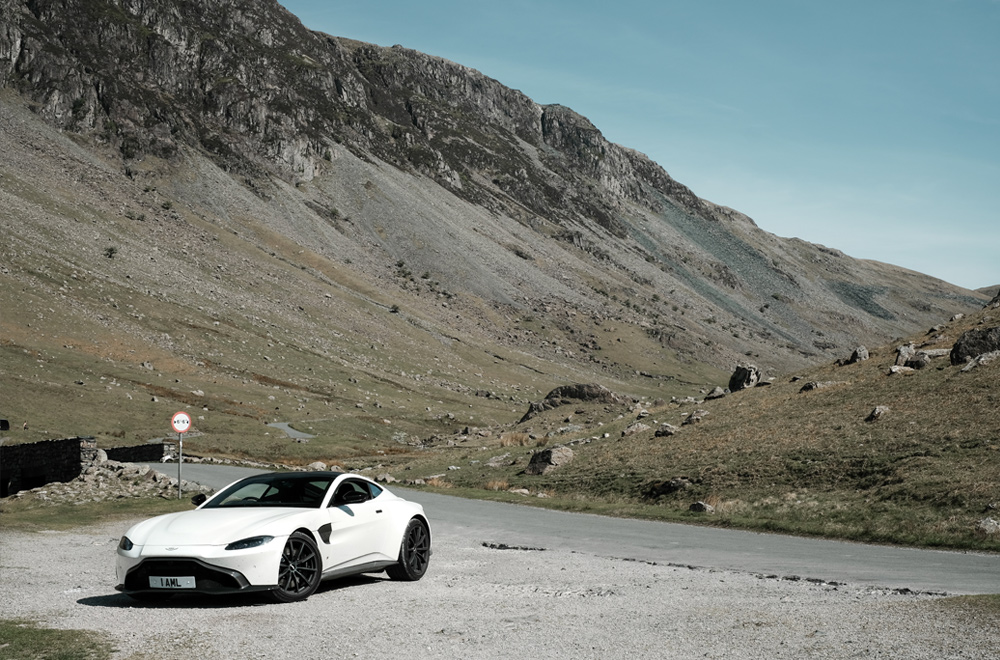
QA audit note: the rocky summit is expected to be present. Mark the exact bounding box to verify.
[0,0,988,447]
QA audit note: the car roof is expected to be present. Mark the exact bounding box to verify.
[244,471,346,480]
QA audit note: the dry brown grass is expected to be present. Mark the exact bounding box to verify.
[702,493,743,515]
[426,477,453,489]
[500,432,532,447]
[484,479,509,491]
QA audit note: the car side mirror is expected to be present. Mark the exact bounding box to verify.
[191,493,208,507]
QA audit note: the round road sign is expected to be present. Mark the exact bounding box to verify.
[171,411,192,434]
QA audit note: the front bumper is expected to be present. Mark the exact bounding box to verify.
[116,538,287,596]
[116,557,273,595]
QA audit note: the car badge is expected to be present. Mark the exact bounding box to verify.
[165,547,178,551]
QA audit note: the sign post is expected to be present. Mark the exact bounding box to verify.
[171,411,192,499]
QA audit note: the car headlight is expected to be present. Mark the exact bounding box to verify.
[118,536,134,551]
[225,535,275,551]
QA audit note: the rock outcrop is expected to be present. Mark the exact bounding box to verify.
[728,365,762,392]
[951,327,1000,365]
[519,384,625,423]
[524,446,574,475]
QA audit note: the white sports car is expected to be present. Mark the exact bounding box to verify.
[115,471,431,603]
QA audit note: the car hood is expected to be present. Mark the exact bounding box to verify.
[127,507,317,547]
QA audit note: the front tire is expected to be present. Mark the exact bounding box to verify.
[271,531,322,603]
[386,518,430,581]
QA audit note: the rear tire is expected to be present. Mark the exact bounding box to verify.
[386,518,430,581]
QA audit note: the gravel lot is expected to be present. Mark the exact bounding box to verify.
[2,520,998,659]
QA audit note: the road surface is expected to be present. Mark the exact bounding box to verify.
[154,463,999,595]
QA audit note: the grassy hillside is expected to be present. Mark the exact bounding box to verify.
[0,93,723,453]
[354,302,1000,551]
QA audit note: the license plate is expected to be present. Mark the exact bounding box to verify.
[149,576,196,589]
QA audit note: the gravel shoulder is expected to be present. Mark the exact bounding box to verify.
[2,519,998,659]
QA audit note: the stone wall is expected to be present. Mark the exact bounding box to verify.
[0,437,82,497]
[104,442,166,464]
[1,438,168,497]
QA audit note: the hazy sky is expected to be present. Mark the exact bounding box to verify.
[278,0,998,290]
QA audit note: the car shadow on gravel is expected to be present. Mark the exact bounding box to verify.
[77,575,389,609]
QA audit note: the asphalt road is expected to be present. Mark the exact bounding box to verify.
[154,463,1000,595]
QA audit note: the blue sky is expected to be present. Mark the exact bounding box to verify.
[278,0,998,290]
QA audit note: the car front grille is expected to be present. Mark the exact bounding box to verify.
[123,558,252,593]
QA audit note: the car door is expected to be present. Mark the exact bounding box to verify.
[319,479,394,572]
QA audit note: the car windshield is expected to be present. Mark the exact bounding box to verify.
[204,474,337,509]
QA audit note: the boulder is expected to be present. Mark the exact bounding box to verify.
[849,346,869,363]
[654,423,678,438]
[975,518,1000,537]
[728,364,761,392]
[961,350,1000,373]
[799,380,836,393]
[621,422,650,437]
[524,446,574,475]
[518,383,624,423]
[643,478,692,498]
[951,326,1000,365]
[866,406,889,422]
[704,386,727,400]
[895,343,916,366]
[682,410,708,425]
[689,501,715,514]
[486,452,512,468]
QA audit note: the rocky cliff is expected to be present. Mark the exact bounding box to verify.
[2,0,718,231]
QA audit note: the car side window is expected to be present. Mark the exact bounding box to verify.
[367,483,383,499]
[332,480,371,506]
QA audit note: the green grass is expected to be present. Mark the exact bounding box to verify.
[0,497,191,532]
[0,620,112,660]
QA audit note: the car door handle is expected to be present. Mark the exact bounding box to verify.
[376,509,383,514]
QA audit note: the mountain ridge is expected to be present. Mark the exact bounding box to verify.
[0,0,987,449]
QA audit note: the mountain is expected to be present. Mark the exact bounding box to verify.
[0,0,987,451]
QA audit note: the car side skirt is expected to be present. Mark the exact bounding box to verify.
[321,560,396,581]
